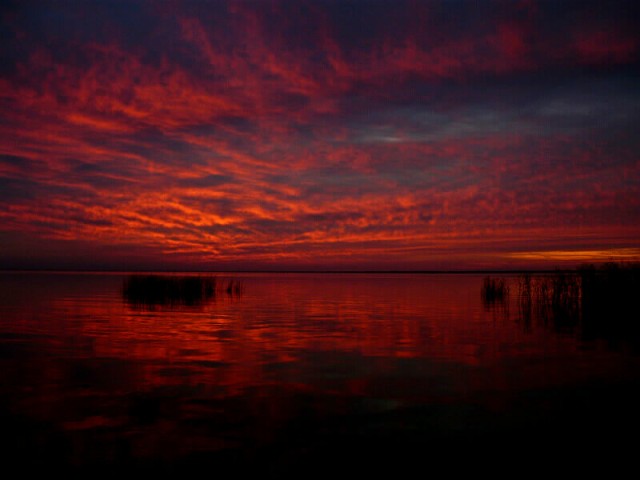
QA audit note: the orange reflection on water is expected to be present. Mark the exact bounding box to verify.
[1,272,639,471]
[30,274,590,392]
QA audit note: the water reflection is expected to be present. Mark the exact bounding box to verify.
[515,273,581,335]
[512,266,640,348]
[1,272,639,472]
[122,275,243,307]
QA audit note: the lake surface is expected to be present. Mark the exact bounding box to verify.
[1,272,639,474]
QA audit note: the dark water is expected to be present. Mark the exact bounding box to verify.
[1,272,639,474]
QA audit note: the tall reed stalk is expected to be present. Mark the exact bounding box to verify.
[122,275,243,306]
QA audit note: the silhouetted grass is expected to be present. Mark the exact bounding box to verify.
[224,278,244,296]
[578,262,640,345]
[515,263,640,345]
[122,275,243,306]
[516,274,533,326]
[481,277,509,308]
[539,273,580,330]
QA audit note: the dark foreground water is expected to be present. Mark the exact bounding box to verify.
[1,272,639,474]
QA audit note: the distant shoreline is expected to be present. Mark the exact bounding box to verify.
[3,262,638,276]
[0,268,593,275]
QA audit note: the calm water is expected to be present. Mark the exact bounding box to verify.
[1,272,639,473]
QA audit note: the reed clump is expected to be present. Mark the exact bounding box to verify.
[481,276,510,305]
[517,273,581,331]
[531,273,581,330]
[224,278,245,296]
[578,262,640,343]
[516,262,640,344]
[122,275,243,306]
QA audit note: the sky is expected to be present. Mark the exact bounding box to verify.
[1,0,639,271]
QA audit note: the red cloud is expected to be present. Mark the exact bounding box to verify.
[1,1,639,269]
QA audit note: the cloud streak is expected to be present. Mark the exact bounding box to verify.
[1,0,639,270]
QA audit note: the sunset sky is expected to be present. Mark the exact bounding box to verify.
[1,0,639,271]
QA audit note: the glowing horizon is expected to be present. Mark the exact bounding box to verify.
[1,0,639,271]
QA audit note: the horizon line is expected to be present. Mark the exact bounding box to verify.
[0,267,605,275]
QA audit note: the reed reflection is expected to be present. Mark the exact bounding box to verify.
[1,272,639,472]
[512,264,640,348]
[122,275,244,307]
[480,276,511,325]
[580,263,640,348]
[516,273,581,334]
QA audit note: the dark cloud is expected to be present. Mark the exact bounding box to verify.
[0,154,30,169]
[0,177,39,201]
[178,174,233,188]
[0,0,638,269]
